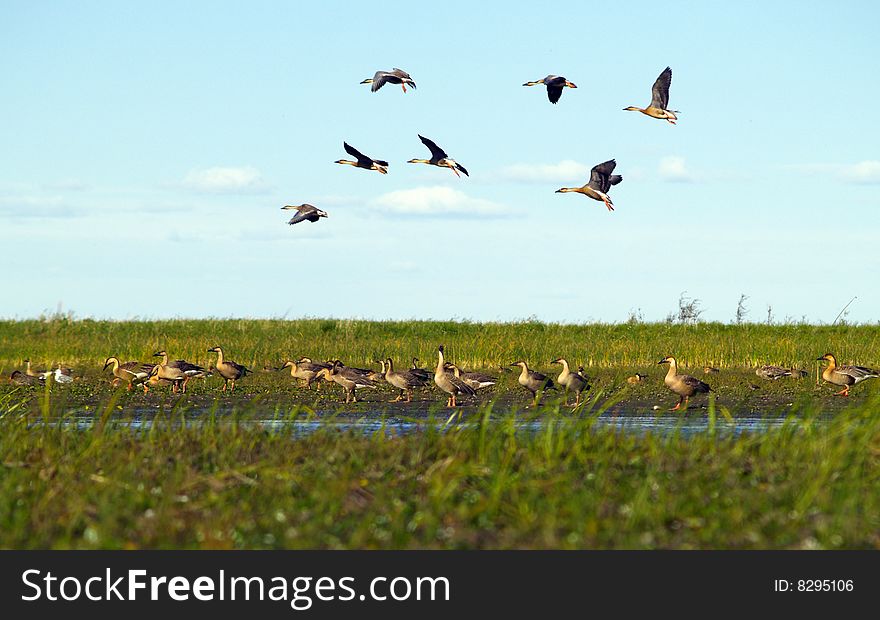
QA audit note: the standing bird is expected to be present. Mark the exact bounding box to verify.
[407,135,469,177]
[556,160,623,211]
[624,66,679,124]
[279,359,325,389]
[317,360,377,403]
[522,75,577,104]
[282,204,328,226]
[360,68,416,93]
[817,353,879,396]
[24,359,50,379]
[51,367,74,384]
[384,357,428,403]
[153,351,208,393]
[434,345,476,407]
[658,356,711,411]
[335,142,389,174]
[103,356,153,391]
[409,358,431,382]
[510,361,555,405]
[444,363,498,391]
[207,346,250,393]
[551,358,588,406]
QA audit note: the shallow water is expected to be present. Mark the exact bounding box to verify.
[38,408,828,438]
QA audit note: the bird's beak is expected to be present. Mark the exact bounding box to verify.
[555,188,565,193]
[102,362,111,371]
[152,352,162,357]
[657,359,669,365]
[566,81,577,88]
[816,357,825,361]
[359,79,371,84]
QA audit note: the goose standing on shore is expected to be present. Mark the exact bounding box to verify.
[434,345,475,407]
[510,361,555,405]
[551,358,588,406]
[407,135,469,177]
[335,142,389,174]
[384,357,428,402]
[556,160,623,211]
[409,358,431,382]
[624,67,679,124]
[444,363,497,391]
[522,75,577,104]
[360,68,416,93]
[317,360,377,403]
[817,353,879,396]
[24,359,50,380]
[658,356,711,411]
[153,350,208,393]
[103,357,153,391]
[279,359,324,389]
[207,346,250,393]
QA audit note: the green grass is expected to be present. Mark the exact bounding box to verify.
[0,395,878,549]
[1,318,879,549]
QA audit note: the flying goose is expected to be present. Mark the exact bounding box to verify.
[556,159,622,211]
[407,134,469,177]
[335,142,388,174]
[360,68,416,93]
[282,204,328,226]
[522,75,577,104]
[624,67,679,124]
[658,356,711,411]
[817,353,879,396]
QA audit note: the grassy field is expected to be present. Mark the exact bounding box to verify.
[1,318,879,549]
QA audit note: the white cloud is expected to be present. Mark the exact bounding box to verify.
[369,186,510,217]
[493,160,593,183]
[182,166,268,193]
[840,160,880,184]
[658,156,695,183]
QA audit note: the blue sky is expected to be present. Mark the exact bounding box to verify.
[2,1,878,323]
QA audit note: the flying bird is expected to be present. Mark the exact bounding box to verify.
[555,159,623,211]
[282,204,328,226]
[522,75,577,104]
[335,142,388,174]
[624,67,680,124]
[360,68,416,93]
[407,135,469,177]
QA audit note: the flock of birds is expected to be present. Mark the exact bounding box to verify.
[280,66,679,225]
[10,348,878,411]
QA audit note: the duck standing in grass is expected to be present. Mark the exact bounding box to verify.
[434,345,475,407]
[817,353,879,396]
[510,361,555,405]
[103,356,153,391]
[658,356,711,411]
[551,358,588,406]
[623,66,679,124]
[555,159,622,211]
[207,346,250,393]
[522,75,577,104]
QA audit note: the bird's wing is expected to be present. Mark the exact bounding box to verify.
[838,365,879,380]
[371,71,388,92]
[588,160,617,191]
[650,67,672,109]
[392,68,412,80]
[344,142,371,165]
[546,83,564,103]
[450,374,476,395]
[418,134,448,159]
[681,375,711,392]
[608,174,623,187]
